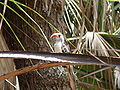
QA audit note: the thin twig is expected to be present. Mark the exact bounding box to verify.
[80,66,111,80]
[0,0,8,30]
[79,81,105,90]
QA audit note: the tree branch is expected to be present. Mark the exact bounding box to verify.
[0,51,119,66]
[0,62,78,81]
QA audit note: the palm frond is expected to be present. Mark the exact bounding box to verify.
[78,32,119,57]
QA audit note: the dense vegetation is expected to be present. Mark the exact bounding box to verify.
[0,0,120,89]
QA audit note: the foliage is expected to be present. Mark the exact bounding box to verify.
[0,0,120,89]
[64,0,120,89]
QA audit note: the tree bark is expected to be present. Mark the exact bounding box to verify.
[3,0,71,89]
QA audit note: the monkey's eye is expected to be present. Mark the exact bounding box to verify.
[58,34,61,37]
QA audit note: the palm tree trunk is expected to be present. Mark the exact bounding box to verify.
[3,0,72,89]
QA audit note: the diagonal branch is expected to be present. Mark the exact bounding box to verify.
[0,62,78,81]
[79,81,104,90]
[0,62,105,89]
[80,66,111,80]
